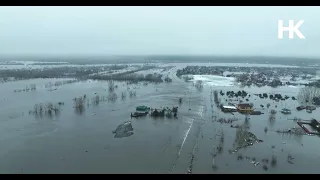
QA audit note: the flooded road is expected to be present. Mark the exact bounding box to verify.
[0,65,320,173]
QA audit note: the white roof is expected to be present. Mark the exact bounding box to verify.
[223,106,237,109]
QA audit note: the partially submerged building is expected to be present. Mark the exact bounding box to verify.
[250,111,263,115]
[131,105,150,117]
[136,106,150,112]
[281,108,291,114]
[306,106,316,111]
[296,106,305,111]
[237,103,254,113]
[310,119,320,132]
[221,105,237,112]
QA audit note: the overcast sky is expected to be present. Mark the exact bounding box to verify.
[0,6,319,57]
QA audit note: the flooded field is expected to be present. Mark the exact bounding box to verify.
[0,63,320,174]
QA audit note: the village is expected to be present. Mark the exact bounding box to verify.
[176,65,318,88]
[215,88,320,136]
[1,60,320,173]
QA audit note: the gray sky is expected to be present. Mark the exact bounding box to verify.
[0,6,319,57]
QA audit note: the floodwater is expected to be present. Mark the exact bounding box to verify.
[0,64,319,174]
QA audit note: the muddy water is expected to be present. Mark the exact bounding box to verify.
[0,73,203,173]
[0,66,319,173]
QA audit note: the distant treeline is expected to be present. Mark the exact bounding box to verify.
[88,65,164,82]
[0,65,128,80]
[0,64,164,83]
[3,55,320,66]
[108,65,155,76]
[31,63,69,65]
[176,65,317,77]
[90,73,163,83]
[62,56,320,67]
[0,62,24,65]
[141,55,320,67]
[307,80,320,88]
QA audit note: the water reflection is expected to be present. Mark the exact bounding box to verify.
[268,110,276,128]
[74,107,84,115]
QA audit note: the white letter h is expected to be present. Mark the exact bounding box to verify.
[278,20,305,39]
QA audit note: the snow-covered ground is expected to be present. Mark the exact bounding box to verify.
[191,75,236,87]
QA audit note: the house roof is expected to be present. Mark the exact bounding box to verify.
[222,106,237,109]
[306,106,316,110]
[136,106,149,111]
[238,103,252,108]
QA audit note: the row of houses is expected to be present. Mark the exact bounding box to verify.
[221,103,254,113]
[222,102,318,115]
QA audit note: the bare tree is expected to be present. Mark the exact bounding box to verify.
[33,104,39,114]
[271,155,277,167]
[108,80,115,92]
[92,95,100,105]
[30,84,36,91]
[53,104,60,114]
[39,103,43,115]
[121,92,126,100]
[195,80,203,91]
[129,91,136,98]
[298,86,320,105]
[30,102,60,117]
[164,76,172,83]
[86,99,90,107]
[269,109,276,127]
[108,93,118,102]
[213,90,219,105]
[47,103,54,116]
[74,97,85,114]
[234,126,247,148]
[236,73,249,83]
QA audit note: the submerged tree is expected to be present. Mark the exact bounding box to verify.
[129,91,136,98]
[108,80,115,92]
[271,155,277,167]
[195,80,203,90]
[182,75,193,82]
[164,76,172,83]
[92,95,100,106]
[30,102,60,118]
[121,92,126,100]
[269,109,276,127]
[74,96,85,114]
[298,86,320,105]
[213,90,219,105]
[108,93,118,102]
